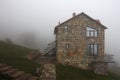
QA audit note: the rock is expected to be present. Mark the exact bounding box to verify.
[11,71,25,78]
[40,64,56,80]
[0,66,12,72]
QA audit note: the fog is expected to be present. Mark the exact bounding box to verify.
[0,0,120,66]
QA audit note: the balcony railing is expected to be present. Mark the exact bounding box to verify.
[93,54,115,63]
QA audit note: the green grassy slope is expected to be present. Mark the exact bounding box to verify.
[0,40,120,80]
[0,76,10,80]
[0,40,40,74]
[56,64,120,80]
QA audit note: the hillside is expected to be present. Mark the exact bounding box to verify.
[0,40,40,74]
[56,64,120,80]
[0,40,120,80]
[109,65,120,75]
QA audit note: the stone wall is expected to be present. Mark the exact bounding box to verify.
[92,63,108,75]
[38,64,56,80]
[55,13,107,74]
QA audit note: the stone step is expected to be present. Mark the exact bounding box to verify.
[0,63,39,80]
[28,76,39,80]
[0,64,7,68]
[41,77,55,80]
[10,71,25,78]
[2,68,18,76]
[23,73,32,80]
[13,73,31,80]
[8,69,19,77]
[0,66,12,72]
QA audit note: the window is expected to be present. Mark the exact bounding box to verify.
[64,25,68,35]
[64,25,68,29]
[86,44,98,56]
[86,27,98,37]
[66,43,70,49]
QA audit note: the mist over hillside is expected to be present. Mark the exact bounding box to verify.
[0,0,120,67]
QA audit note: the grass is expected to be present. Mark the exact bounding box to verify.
[56,64,120,80]
[0,76,10,80]
[0,40,120,80]
[0,40,40,74]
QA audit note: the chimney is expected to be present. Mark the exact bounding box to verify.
[95,19,101,24]
[73,12,76,17]
[58,22,60,25]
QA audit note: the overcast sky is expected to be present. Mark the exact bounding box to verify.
[0,0,120,65]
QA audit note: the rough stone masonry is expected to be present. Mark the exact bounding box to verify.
[39,64,56,80]
[54,12,111,75]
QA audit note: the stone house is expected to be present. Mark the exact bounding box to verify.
[54,12,113,75]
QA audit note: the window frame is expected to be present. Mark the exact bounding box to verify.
[86,44,98,56]
[86,27,98,37]
[66,43,70,49]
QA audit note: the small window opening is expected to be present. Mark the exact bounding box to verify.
[66,43,70,49]
[64,26,68,29]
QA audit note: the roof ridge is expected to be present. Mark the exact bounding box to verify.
[54,12,107,34]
